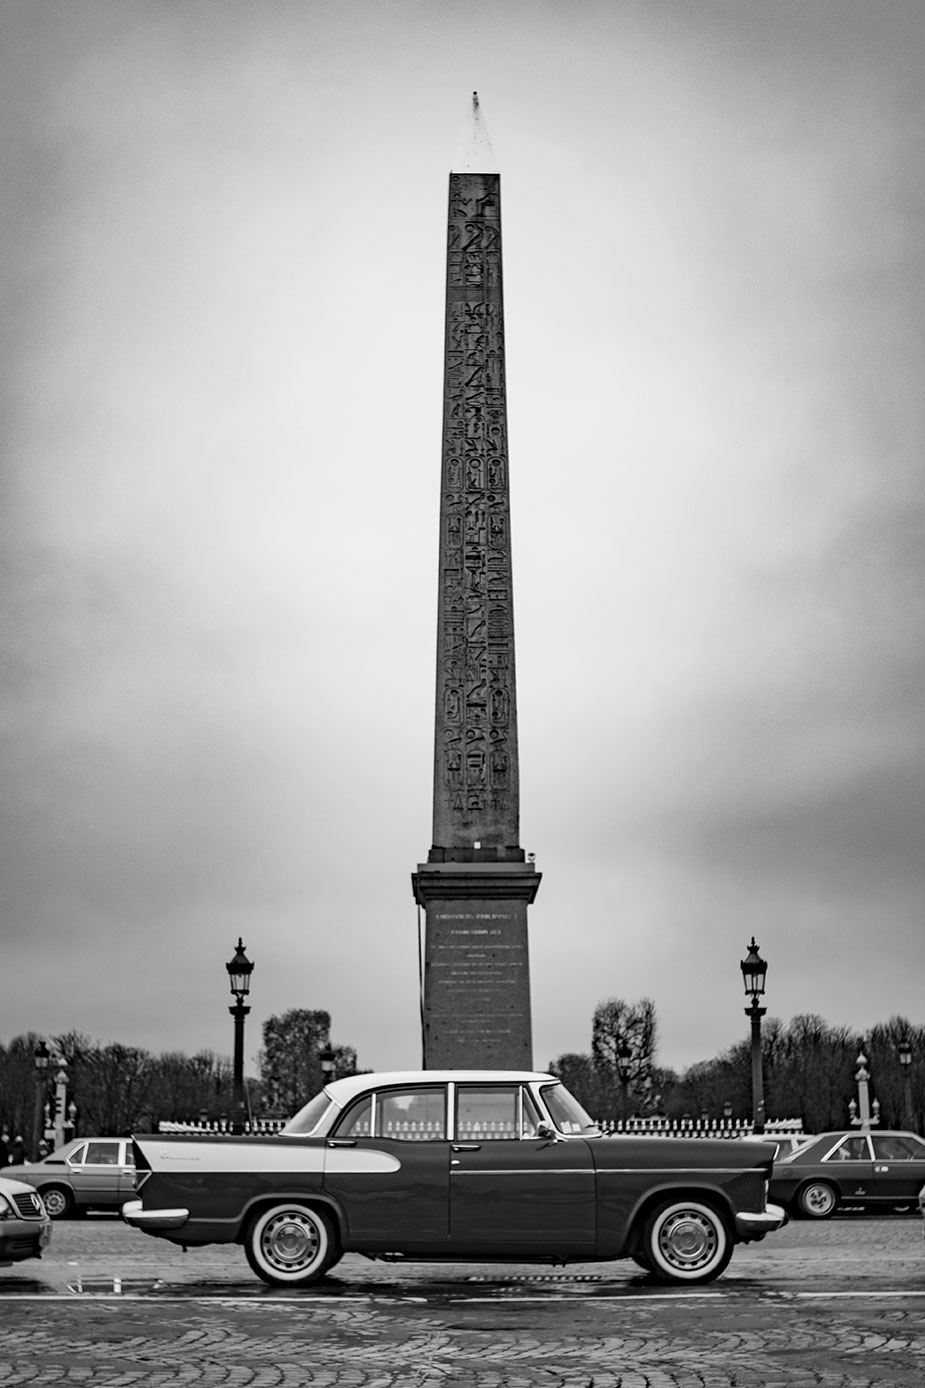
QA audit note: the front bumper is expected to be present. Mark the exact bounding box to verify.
[0,1223,51,1262]
[734,1202,788,1240]
[121,1198,189,1231]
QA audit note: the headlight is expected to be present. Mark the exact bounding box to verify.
[0,1194,14,1219]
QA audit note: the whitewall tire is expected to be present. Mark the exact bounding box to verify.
[642,1199,732,1284]
[244,1202,338,1287]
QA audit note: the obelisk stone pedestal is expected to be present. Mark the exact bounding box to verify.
[414,862,539,1068]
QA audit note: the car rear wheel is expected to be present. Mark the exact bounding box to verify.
[796,1181,837,1220]
[244,1203,339,1287]
[642,1199,732,1284]
[39,1185,73,1219]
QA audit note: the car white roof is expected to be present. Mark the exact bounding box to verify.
[321,1070,556,1106]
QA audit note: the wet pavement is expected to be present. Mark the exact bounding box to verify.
[1,1213,923,1385]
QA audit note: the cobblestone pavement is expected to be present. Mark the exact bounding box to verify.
[1,1215,923,1386]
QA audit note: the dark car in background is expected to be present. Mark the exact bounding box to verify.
[769,1130,925,1218]
[0,1174,52,1265]
[4,1137,136,1219]
[123,1069,785,1287]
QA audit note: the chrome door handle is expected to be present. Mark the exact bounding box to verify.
[327,1139,357,1148]
[451,1143,482,1152]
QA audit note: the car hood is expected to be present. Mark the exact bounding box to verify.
[0,1172,47,1198]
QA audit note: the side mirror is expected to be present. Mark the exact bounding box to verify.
[536,1121,560,1143]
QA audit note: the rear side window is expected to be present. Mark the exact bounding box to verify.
[335,1097,372,1138]
[333,1089,447,1140]
[825,1137,869,1161]
[378,1087,445,1140]
[84,1141,120,1165]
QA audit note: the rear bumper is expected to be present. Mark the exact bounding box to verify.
[734,1202,788,1240]
[121,1198,189,1231]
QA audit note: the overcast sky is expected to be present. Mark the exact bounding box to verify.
[2,1,923,1094]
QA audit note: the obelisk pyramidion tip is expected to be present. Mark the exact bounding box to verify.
[451,90,499,173]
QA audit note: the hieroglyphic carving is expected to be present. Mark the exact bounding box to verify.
[434,173,519,850]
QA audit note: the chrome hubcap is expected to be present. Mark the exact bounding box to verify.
[263,1212,319,1271]
[659,1211,717,1269]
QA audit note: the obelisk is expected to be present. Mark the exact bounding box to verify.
[412,94,541,1069]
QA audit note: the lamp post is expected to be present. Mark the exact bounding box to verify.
[225,938,254,1135]
[320,1044,336,1085]
[32,1040,49,1160]
[615,1041,632,1121]
[898,1037,913,1132]
[849,1051,880,1132]
[740,937,768,1135]
[53,1058,69,1150]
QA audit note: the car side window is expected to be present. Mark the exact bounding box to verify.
[827,1137,869,1161]
[85,1141,120,1165]
[334,1096,372,1138]
[872,1135,923,1161]
[66,1143,88,1167]
[456,1085,541,1139]
[377,1088,446,1141]
[521,1089,543,1137]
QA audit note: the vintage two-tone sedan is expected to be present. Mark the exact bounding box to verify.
[122,1070,785,1287]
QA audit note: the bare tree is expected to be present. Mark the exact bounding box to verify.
[591,997,658,1118]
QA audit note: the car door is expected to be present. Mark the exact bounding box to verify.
[322,1084,450,1249]
[819,1134,875,1202]
[66,1139,126,1206]
[448,1083,596,1253]
[870,1134,925,1206]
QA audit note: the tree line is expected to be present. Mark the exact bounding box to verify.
[549,997,924,1134]
[0,1009,357,1154]
[3,999,921,1149]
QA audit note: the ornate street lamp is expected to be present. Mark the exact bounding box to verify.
[615,1041,633,1120]
[898,1037,913,1132]
[740,937,768,1135]
[849,1050,880,1132]
[52,1058,69,1150]
[225,938,254,1135]
[32,1040,49,1160]
[320,1044,336,1084]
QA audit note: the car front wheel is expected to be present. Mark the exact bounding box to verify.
[244,1203,339,1287]
[39,1185,73,1219]
[642,1199,732,1284]
[796,1181,838,1219]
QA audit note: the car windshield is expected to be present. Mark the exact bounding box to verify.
[279,1090,334,1136]
[540,1082,600,1135]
